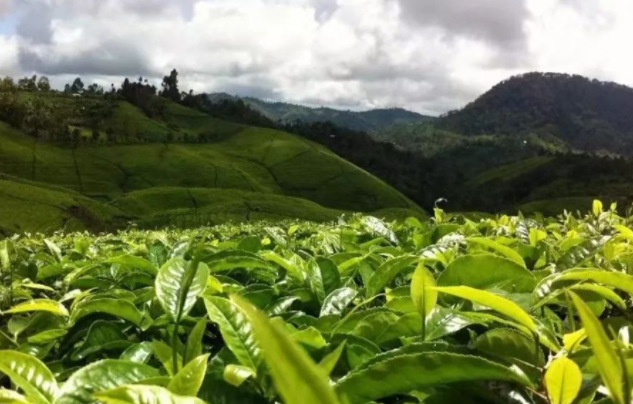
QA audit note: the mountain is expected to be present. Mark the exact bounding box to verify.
[205,93,434,133]
[293,72,633,215]
[204,79,633,216]
[0,91,422,234]
[437,72,633,155]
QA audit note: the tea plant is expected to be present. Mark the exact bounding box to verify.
[0,203,632,404]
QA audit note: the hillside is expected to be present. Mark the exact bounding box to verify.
[198,93,633,216]
[205,93,433,132]
[5,71,633,231]
[437,72,633,155]
[0,92,422,234]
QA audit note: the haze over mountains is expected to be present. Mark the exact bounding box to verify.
[205,93,434,134]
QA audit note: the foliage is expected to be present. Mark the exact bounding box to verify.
[161,69,181,103]
[0,203,632,403]
[439,72,633,155]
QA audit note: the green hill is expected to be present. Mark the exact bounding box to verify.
[437,72,633,155]
[0,93,423,233]
[0,175,128,235]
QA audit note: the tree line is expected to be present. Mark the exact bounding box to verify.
[0,69,188,144]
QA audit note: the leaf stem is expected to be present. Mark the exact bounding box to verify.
[564,290,576,332]
[171,317,181,375]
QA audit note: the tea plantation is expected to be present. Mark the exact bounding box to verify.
[0,202,631,404]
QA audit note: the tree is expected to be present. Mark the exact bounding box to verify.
[23,98,53,138]
[70,77,84,93]
[37,76,51,92]
[0,77,17,93]
[85,83,104,95]
[160,69,180,102]
[0,91,25,127]
[18,75,37,91]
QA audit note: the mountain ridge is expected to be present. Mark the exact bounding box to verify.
[204,92,434,133]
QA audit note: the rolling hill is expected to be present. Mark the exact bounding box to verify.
[202,84,633,216]
[0,93,423,234]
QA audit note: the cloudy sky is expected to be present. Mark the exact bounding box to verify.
[0,0,631,115]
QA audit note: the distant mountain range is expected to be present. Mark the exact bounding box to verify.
[203,72,633,215]
[205,93,434,133]
[210,72,633,157]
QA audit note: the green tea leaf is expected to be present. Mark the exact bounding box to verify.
[204,250,272,273]
[0,389,30,404]
[614,225,633,243]
[320,287,357,317]
[155,258,209,321]
[425,307,483,341]
[410,263,437,320]
[335,352,533,404]
[151,341,181,376]
[4,299,69,317]
[570,284,626,310]
[27,329,68,345]
[0,350,58,404]
[365,255,417,297]
[307,257,341,303]
[204,296,261,372]
[437,254,535,292]
[467,237,526,267]
[545,356,582,404]
[434,286,537,331]
[107,255,158,275]
[474,328,544,366]
[72,321,131,360]
[184,318,206,365]
[120,342,153,364]
[71,299,143,326]
[319,342,346,376]
[57,360,159,404]
[167,354,209,396]
[231,294,342,404]
[556,270,633,298]
[569,291,624,404]
[593,200,603,216]
[95,385,205,404]
[223,364,255,387]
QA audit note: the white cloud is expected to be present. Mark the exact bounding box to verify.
[0,0,632,115]
[526,0,633,86]
[0,35,19,76]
